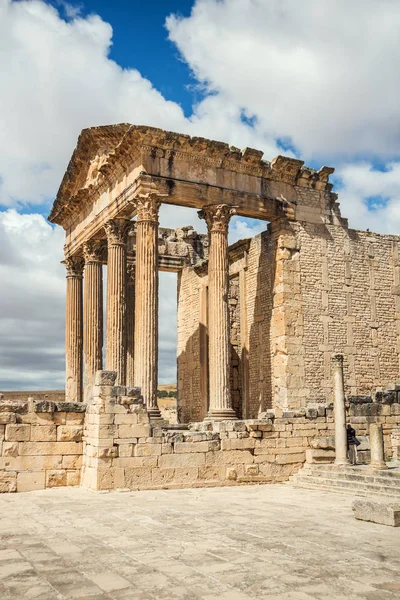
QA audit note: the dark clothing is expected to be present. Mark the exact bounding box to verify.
[347,426,358,447]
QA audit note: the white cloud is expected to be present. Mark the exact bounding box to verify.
[2,0,400,389]
[336,162,400,234]
[0,209,65,389]
[0,0,281,209]
[167,0,400,160]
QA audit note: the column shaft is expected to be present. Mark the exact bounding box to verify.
[199,204,237,420]
[83,241,104,400]
[64,256,84,402]
[134,195,161,418]
[332,354,349,465]
[369,423,387,470]
[104,219,131,386]
[126,263,135,387]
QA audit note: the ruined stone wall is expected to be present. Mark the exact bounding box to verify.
[245,232,274,416]
[2,375,400,494]
[229,274,242,418]
[177,267,206,422]
[0,400,84,493]
[294,223,400,406]
[79,374,400,492]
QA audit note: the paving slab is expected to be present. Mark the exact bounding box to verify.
[0,484,400,599]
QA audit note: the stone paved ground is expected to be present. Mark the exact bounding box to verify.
[0,485,399,600]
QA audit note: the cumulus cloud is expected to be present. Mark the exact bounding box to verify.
[2,0,400,389]
[0,210,65,389]
[336,162,400,234]
[167,0,400,160]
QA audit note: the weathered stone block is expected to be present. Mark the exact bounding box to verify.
[305,449,335,464]
[151,468,175,486]
[125,467,153,488]
[173,468,199,483]
[352,499,400,527]
[17,471,45,492]
[19,442,82,456]
[2,442,18,457]
[67,471,80,486]
[95,371,117,386]
[5,424,30,442]
[114,414,138,425]
[62,455,82,469]
[174,441,210,453]
[118,444,133,458]
[198,466,225,480]
[46,470,67,488]
[221,438,255,451]
[276,452,305,464]
[0,472,17,492]
[118,425,151,438]
[226,467,237,480]
[205,450,254,466]
[135,443,162,457]
[30,425,57,442]
[57,425,83,442]
[158,453,205,468]
[0,413,17,425]
[7,455,63,471]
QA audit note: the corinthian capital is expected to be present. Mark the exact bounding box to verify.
[104,218,132,246]
[83,239,105,263]
[63,256,84,278]
[135,194,162,223]
[198,204,237,234]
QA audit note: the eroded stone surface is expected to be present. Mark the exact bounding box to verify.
[353,498,400,527]
[0,485,400,599]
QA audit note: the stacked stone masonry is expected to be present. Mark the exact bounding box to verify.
[0,400,84,493]
[2,374,400,493]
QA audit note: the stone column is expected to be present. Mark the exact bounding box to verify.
[104,218,131,386]
[64,255,84,403]
[332,354,349,465]
[126,263,135,387]
[199,204,237,420]
[370,423,387,470]
[134,195,161,418]
[83,240,104,400]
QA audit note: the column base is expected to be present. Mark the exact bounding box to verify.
[370,461,388,471]
[147,406,163,421]
[204,408,237,422]
[334,458,349,467]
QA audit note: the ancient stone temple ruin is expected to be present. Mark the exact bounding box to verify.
[1,124,400,493]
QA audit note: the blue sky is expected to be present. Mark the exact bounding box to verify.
[2,0,400,390]
[52,0,198,115]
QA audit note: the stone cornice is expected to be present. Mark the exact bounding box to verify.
[49,124,336,227]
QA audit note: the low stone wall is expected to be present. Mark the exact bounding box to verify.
[1,375,400,493]
[0,399,85,492]
[80,372,337,491]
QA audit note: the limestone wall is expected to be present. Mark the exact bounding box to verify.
[1,375,400,493]
[0,400,84,493]
[177,267,207,422]
[175,221,400,419]
[294,223,400,406]
[80,373,400,492]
